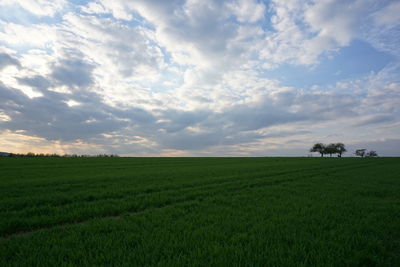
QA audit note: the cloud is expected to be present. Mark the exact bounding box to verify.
[259,0,397,67]
[228,0,265,23]
[0,52,20,69]
[0,22,56,48]
[61,13,165,79]
[0,0,399,156]
[222,101,305,131]
[17,75,51,90]
[353,114,394,127]
[51,56,95,88]
[0,82,127,141]
[0,0,66,17]
[373,2,400,27]
[158,109,210,133]
[304,0,369,46]
[96,0,261,87]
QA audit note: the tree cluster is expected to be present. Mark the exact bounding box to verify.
[310,143,347,157]
[0,152,119,158]
[354,149,378,157]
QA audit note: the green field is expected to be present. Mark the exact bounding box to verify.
[0,157,399,266]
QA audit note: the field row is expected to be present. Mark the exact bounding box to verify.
[0,158,371,237]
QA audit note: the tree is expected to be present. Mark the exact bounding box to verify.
[325,143,338,157]
[354,149,366,157]
[335,143,346,157]
[310,143,326,157]
[365,151,378,157]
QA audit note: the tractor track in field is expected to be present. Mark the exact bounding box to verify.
[0,160,372,212]
[2,175,301,240]
[0,161,375,240]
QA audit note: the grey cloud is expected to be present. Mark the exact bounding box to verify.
[158,130,223,150]
[220,131,265,146]
[224,103,305,131]
[263,130,311,138]
[0,53,21,70]
[296,92,359,120]
[156,128,308,155]
[285,139,302,144]
[141,89,363,151]
[51,57,95,88]
[2,76,398,155]
[1,69,385,154]
[113,107,156,125]
[364,78,400,113]
[353,114,394,126]
[149,102,311,151]
[149,86,382,151]
[127,108,156,124]
[0,83,126,141]
[17,75,52,91]
[158,110,210,133]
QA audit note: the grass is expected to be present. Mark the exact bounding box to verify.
[0,157,399,266]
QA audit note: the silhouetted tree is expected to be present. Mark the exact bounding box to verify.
[335,143,346,157]
[310,143,326,157]
[365,151,378,157]
[325,143,338,157]
[354,149,366,157]
[1,152,118,158]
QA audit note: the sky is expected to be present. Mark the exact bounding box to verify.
[0,0,399,156]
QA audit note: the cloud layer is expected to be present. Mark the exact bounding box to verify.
[0,0,399,156]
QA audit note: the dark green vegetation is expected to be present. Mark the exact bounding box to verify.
[1,157,399,266]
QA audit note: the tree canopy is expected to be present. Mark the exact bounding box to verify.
[310,143,326,157]
[335,143,347,157]
[354,149,367,157]
[366,151,378,157]
[310,143,347,157]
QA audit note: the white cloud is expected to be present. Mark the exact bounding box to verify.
[304,0,367,46]
[98,0,258,87]
[0,110,11,121]
[80,2,107,15]
[373,1,400,27]
[0,0,66,17]
[228,0,266,23]
[97,0,134,20]
[0,22,56,48]
[259,0,392,66]
[61,13,165,79]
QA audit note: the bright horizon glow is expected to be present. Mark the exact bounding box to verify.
[0,0,400,156]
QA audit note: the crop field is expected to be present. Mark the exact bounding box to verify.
[0,157,399,266]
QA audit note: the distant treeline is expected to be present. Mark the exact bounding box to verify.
[309,143,378,157]
[0,152,119,158]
